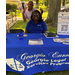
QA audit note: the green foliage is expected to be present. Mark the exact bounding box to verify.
[39,0,45,5]
[12,4,17,10]
[9,10,22,17]
[10,12,15,16]
[6,3,12,11]
[16,10,22,17]
[42,11,48,19]
[39,4,47,11]
[61,0,69,5]
[20,0,30,1]
[6,3,17,11]
[65,1,69,4]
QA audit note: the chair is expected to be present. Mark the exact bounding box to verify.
[10,29,24,33]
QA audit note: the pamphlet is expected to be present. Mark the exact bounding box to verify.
[28,39,43,45]
[53,38,69,42]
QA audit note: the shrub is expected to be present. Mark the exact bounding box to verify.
[12,4,17,10]
[39,4,47,11]
[6,3,17,11]
[6,3,12,11]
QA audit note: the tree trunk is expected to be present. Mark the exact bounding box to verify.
[36,0,39,5]
[45,0,61,27]
[45,0,49,7]
[62,0,65,6]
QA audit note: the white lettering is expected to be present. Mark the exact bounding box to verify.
[50,62,69,65]
[51,58,66,63]
[26,58,49,65]
[18,53,46,62]
[50,57,69,66]
[48,52,69,58]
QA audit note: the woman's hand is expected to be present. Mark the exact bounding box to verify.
[25,30,29,33]
[40,8,43,15]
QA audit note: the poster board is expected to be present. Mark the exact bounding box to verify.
[57,12,69,35]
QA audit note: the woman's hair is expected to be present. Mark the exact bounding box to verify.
[28,1,33,6]
[31,10,43,22]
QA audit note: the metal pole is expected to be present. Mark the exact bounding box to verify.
[15,9,17,21]
[12,10,13,23]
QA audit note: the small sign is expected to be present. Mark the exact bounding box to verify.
[57,12,69,35]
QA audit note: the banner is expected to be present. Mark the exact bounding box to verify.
[6,48,69,75]
[57,12,69,35]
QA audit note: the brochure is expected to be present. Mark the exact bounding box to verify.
[28,39,43,45]
[53,38,69,43]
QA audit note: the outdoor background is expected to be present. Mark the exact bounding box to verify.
[6,0,69,75]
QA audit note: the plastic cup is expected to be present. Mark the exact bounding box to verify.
[19,32,24,40]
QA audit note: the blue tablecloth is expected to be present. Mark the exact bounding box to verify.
[6,33,69,75]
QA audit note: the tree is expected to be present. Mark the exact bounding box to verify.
[45,0,49,7]
[62,0,65,6]
[45,0,61,27]
[36,0,39,5]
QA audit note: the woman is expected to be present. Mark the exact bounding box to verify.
[23,1,43,22]
[25,10,47,33]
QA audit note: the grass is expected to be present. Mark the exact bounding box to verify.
[47,25,57,33]
[6,71,21,75]
[33,70,69,75]
[10,20,57,33]
[10,20,27,32]
[6,70,69,75]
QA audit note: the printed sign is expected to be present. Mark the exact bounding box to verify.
[6,52,69,72]
[6,58,25,71]
[57,12,69,35]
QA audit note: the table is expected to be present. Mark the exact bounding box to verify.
[6,33,69,75]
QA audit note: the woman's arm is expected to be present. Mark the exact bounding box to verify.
[25,21,31,33]
[22,9,26,22]
[40,8,43,15]
[42,21,47,33]
[43,30,47,33]
[25,30,29,33]
[22,14,26,22]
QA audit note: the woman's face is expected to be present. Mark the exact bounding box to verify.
[28,2,33,11]
[32,12,40,21]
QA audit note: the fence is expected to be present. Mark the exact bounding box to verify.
[6,9,17,33]
[6,9,17,22]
